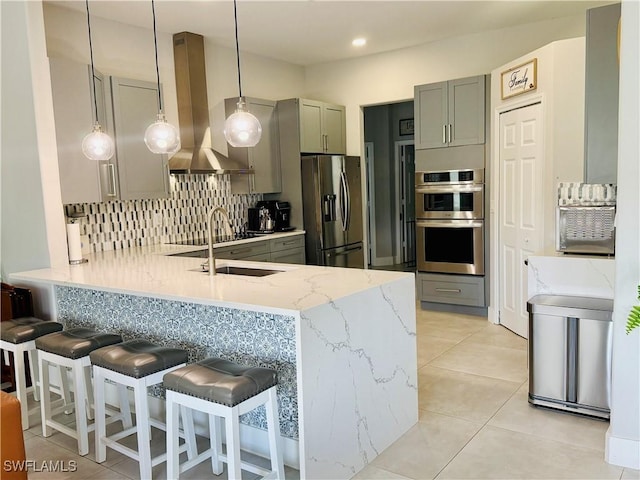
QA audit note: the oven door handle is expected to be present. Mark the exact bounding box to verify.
[415,185,483,194]
[416,220,483,228]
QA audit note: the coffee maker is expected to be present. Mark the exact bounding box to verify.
[248,201,292,232]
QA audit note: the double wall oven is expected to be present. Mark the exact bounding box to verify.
[415,169,485,275]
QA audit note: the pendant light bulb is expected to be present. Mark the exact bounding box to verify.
[224,99,262,147]
[145,0,180,155]
[82,124,115,161]
[224,0,262,148]
[83,0,114,161]
[144,113,181,154]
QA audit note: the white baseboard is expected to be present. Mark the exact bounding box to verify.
[606,428,640,469]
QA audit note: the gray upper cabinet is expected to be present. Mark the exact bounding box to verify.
[299,99,346,154]
[106,76,170,201]
[49,57,106,204]
[584,3,620,184]
[227,97,281,194]
[50,57,169,204]
[414,75,485,149]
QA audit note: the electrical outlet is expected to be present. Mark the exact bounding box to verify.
[153,213,163,227]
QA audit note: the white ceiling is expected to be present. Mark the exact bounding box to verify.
[48,0,615,66]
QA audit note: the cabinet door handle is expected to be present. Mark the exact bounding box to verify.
[281,240,298,246]
[442,125,447,144]
[448,124,452,143]
[229,248,253,255]
[435,288,461,293]
[107,163,117,197]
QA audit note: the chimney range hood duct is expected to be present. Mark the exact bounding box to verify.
[169,31,253,174]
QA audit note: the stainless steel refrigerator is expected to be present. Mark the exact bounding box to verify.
[301,155,364,268]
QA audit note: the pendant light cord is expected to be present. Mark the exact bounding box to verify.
[151,0,163,113]
[85,0,99,124]
[233,0,242,98]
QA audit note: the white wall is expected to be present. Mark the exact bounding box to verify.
[304,14,587,156]
[606,0,640,470]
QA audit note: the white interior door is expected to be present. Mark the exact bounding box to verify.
[499,103,544,338]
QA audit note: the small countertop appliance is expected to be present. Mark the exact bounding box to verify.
[248,201,293,233]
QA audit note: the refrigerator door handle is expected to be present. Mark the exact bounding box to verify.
[339,170,350,231]
[326,245,363,257]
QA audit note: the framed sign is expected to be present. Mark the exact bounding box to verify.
[501,58,537,100]
[399,118,414,136]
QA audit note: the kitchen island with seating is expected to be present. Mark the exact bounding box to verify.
[11,244,417,480]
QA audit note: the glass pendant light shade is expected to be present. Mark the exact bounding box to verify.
[224,99,262,147]
[82,124,115,161]
[144,113,180,154]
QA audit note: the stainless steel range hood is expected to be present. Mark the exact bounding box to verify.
[169,32,253,174]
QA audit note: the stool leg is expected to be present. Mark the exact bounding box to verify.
[13,347,30,430]
[39,354,53,437]
[225,410,242,480]
[266,388,285,479]
[208,414,223,475]
[166,392,180,480]
[133,382,152,480]
[73,363,90,455]
[94,367,107,463]
[27,349,40,402]
[84,365,95,421]
[180,405,197,461]
[117,384,132,429]
[56,366,73,415]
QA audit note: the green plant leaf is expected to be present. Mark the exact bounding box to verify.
[624,285,640,335]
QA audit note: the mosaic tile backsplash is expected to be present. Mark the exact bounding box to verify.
[65,174,261,253]
[55,285,299,439]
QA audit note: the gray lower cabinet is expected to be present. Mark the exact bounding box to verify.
[215,241,270,261]
[270,235,306,264]
[417,272,485,307]
[213,234,306,264]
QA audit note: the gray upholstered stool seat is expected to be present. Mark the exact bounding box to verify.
[1,317,63,344]
[36,327,123,455]
[90,339,192,479]
[90,339,189,378]
[163,357,277,406]
[35,327,123,359]
[0,317,64,429]
[164,358,283,479]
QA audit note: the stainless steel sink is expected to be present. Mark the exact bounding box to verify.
[189,264,283,276]
[214,266,282,277]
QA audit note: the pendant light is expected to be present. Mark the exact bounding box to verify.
[81,0,115,161]
[223,0,262,148]
[144,0,180,154]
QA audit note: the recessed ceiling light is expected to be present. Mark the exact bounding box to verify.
[352,38,366,47]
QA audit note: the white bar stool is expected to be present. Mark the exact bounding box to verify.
[36,327,124,455]
[0,317,65,429]
[163,358,284,480]
[90,339,196,480]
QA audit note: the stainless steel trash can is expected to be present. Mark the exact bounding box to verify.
[527,294,613,419]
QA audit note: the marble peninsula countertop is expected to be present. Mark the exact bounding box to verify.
[11,238,413,315]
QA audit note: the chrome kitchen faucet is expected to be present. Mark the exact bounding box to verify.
[206,206,233,276]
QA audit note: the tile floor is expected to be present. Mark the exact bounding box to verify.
[18,308,640,479]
